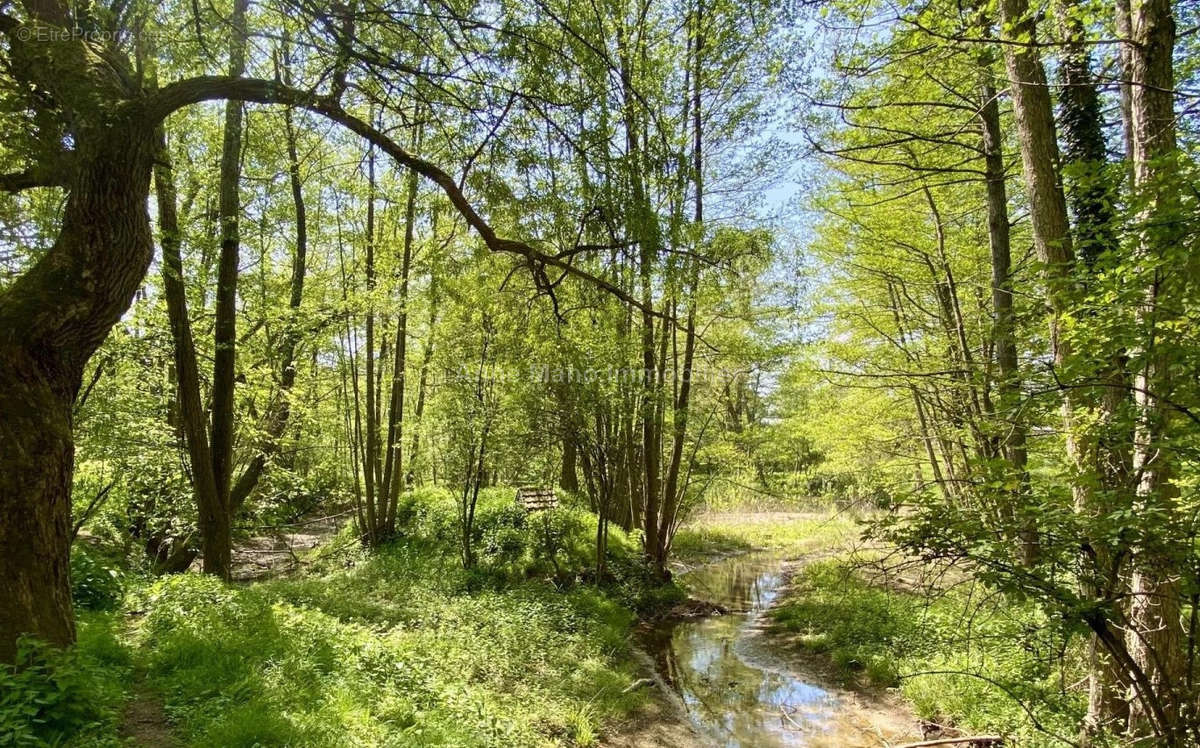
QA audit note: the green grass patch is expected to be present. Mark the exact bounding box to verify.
[671,510,858,564]
[770,559,1087,744]
[130,562,643,746]
[7,488,666,746]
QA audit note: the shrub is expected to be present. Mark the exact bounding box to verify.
[70,545,125,611]
[0,626,129,746]
[526,507,589,579]
[476,502,530,569]
[249,468,350,527]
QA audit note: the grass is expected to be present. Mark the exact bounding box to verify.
[668,502,1091,744]
[18,495,1066,746]
[670,508,861,565]
[769,558,1088,745]
[5,488,661,747]
[130,552,643,746]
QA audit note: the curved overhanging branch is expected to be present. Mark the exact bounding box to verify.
[143,76,664,319]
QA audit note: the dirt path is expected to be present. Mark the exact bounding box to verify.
[118,511,354,743]
[119,682,174,747]
[602,696,705,747]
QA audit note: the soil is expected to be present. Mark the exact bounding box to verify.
[119,687,174,747]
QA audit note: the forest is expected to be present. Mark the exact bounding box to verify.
[0,0,1198,745]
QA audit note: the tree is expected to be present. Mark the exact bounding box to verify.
[0,0,670,660]
[789,0,1200,738]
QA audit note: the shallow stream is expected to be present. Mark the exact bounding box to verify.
[640,553,895,747]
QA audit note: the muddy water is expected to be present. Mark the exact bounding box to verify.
[640,554,857,747]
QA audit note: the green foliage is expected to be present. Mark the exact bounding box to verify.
[248,468,352,527]
[129,536,645,746]
[0,620,130,746]
[608,560,689,616]
[10,493,663,747]
[771,561,916,687]
[69,546,125,612]
[771,560,1086,742]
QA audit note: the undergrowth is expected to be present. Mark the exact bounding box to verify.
[3,487,672,746]
[770,559,1087,745]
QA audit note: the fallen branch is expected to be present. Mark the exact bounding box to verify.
[233,509,354,532]
[896,737,1004,748]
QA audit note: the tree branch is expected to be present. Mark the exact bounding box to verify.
[142,76,665,319]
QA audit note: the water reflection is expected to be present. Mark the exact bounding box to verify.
[642,555,839,747]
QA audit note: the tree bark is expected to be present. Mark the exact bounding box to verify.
[154,130,219,576]
[618,23,664,572]
[203,0,249,578]
[977,75,1034,563]
[659,0,704,566]
[1125,0,1184,735]
[995,0,1143,733]
[362,143,380,544]
[560,436,580,493]
[408,275,438,485]
[0,122,157,661]
[997,0,1095,548]
[382,156,419,534]
[1051,1,1130,734]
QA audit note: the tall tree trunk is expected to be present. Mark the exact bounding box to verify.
[408,277,438,485]
[1052,2,1130,733]
[660,0,704,567]
[996,0,1093,559]
[977,71,1034,563]
[560,436,580,493]
[202,0,249,579]
[996,0,1146,732]
[1125,0,1184,735]
[362,143,380,544]
[886,280,952,502]
[382,159,419,534]
[618,24,663,572]
[1115,0,1136,185]
[1,121,157,661]
[154,132,217,576]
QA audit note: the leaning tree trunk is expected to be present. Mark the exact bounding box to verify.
[154,130,218,576]
[0,124,157,662]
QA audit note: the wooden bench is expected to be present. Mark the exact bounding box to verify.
[515,487,558,512]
